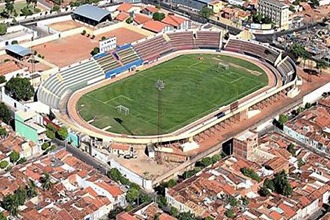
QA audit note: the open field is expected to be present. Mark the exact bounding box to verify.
[32,34,98,67]
[77,54,268,135]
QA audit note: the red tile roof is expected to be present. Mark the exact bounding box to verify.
[95,181,123,197]
[162,14,187,27]
[116,212,138,220]
[117,3,133,12]
[278,203,296,219]
[134,13,152,24]
[142,20,168,33]
[144,6,158,13]
[116,12,130,21]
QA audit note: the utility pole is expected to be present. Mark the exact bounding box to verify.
[155,79,165,146]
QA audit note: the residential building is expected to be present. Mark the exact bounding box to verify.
[142,20,173,33]
[258,0,290,29]
[15,110,46,146]
[233,130,258,159]
[0,149,126,219]
[161,14,190,30]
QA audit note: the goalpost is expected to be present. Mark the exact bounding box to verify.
[116,105,130,115]
[217,61,230,70]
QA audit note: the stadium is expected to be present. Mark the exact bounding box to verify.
[37,29,299,145]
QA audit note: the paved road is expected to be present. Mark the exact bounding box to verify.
[53,139,109,175]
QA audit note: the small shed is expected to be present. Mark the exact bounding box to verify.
[6,44,32,59]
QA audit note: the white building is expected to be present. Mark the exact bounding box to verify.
[258,0,289,29]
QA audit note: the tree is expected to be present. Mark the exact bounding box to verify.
[0,102,10,124]
[14,187,27,206]
[289,43,310,65]
[57,126,68,140]
[258,186,270,197]
[45,130,55,140]
[4,0,14,14]
[170,206,179,217]
[107,168,122,182]
[81,30,86,35]
[199,6,214,19]
[316,59,328,73]
[224,209,235,219]
[90,47,100,56]
[126,188,140,203]
[52,5,60,11]
[297,158,305,168]
[241,196,249,207]
[17,157,26,164]
[273,171,292,196]
[126,17,133,24]
[40,173,52,190]
[167,179,177,188]
[228,196,238,207]
[156,195,167,208]
[204,217,214,220]
[0,212,6,220]
[0,127,7,137]
[41,142,50,151]
[9,151,20,163]
[5,76,34,101]
[240,167,261,182]
[278,114,289,126]
[287,143,296,156]
[0,23,7,35]
[139,192,152,204]
[305,102,312,109]
[310,0,319,7]
[0,76,6,84]
[21,6,33,16]
[196,157,213,168]
[211,154,221,164]
[0,160,8,169]
[1,194,18,216]
[178,211,196,220]
[152,12,165,21]
[264,178,275,191]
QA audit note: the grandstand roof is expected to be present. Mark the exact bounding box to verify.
[6,44,31,57]
[73,4,110,22]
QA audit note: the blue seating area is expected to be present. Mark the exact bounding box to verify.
[105,59,143,78]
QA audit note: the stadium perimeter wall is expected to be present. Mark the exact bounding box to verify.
[303,82,330,104]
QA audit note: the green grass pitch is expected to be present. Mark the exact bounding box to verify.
[77,54,268,135]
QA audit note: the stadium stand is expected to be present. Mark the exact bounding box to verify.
[38,59,104,109]
[225,39,279,64]
[95,53,121,73]
[194,31,221,49]
[117,46,141,65]
[167,31,194,50]
[225,39,296,84]
[133,35,173,61]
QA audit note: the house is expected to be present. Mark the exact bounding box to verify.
[116,12,130,22]
[14,110,46,146]
[140,6,159,16]
[161,14,189,30]
[142,20,173,33]
[133,13,153,25]
[109,143,131,156]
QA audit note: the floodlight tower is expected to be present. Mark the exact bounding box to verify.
[155,79,165,146]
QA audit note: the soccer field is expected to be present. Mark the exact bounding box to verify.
[77,54,268,135]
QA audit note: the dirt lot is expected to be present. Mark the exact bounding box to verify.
[96,27,147,46]
[32,34,98,67]
[48,20,93,32]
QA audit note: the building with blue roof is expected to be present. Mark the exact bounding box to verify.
[73,4,111,26]
[5,44,32,59]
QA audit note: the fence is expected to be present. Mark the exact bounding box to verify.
[303,82,330,104]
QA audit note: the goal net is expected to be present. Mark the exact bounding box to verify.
[218,61,230,70]
[116,105,130,115]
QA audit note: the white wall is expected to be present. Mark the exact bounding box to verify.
[303,82,330,104]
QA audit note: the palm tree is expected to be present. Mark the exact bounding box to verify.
[40,173,52,191]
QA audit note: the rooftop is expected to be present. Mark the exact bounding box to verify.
[6,44,32,57]
[73,4,110,22]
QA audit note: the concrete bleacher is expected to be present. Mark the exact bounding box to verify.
[168,31,194,50]
[194,31,220,49]
[225,39,296,84]
[133,35,173,61]
[117,47,141,65]
[38,59,104,109]
[95,53,121,73]
[226,39,279,64]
